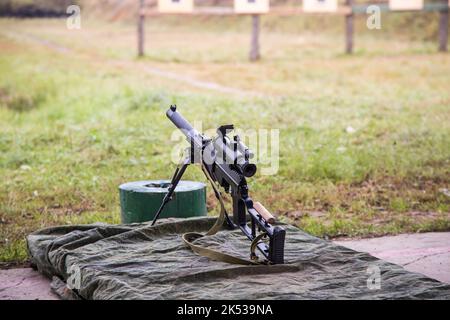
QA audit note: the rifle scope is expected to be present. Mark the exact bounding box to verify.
[166,105,257,178]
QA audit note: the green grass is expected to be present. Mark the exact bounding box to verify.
[0,17,449,263]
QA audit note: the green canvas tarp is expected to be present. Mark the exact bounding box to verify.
[26,217,450,300]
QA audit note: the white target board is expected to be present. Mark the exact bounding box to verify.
[303,0,338,13]
[158,0,193,13]
[389,0,424,11]
[234,0,269,14]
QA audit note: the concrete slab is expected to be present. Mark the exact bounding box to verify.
[335,232,450,284]
[0,268,58,300]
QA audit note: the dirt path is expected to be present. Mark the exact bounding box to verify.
[1,30,263,98]
[140,65,263,97]
[2,31,71,53]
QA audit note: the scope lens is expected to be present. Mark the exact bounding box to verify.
[242,163,257,177]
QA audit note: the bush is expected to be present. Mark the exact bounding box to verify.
[0,0,77,17]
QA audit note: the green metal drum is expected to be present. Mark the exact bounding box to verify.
[119,180,207,224]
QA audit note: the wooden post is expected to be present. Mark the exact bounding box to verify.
[137,0,145,57]
[438,1,448,52]
[249,15,260,62]
[345,0,354,54]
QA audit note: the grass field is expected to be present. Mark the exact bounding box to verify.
[0,15,449,264]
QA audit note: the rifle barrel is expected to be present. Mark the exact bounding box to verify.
[166,106,206,150]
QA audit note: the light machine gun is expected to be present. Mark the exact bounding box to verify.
[151,105,286,264]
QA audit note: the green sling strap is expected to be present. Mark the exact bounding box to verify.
[181,163,267,265]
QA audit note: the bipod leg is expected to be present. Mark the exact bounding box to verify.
[151,158,190,226]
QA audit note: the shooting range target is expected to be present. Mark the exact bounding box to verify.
[158,0,194,13]
[234,0,270,14]
[303,0,338,13]
[389,0,424,11]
